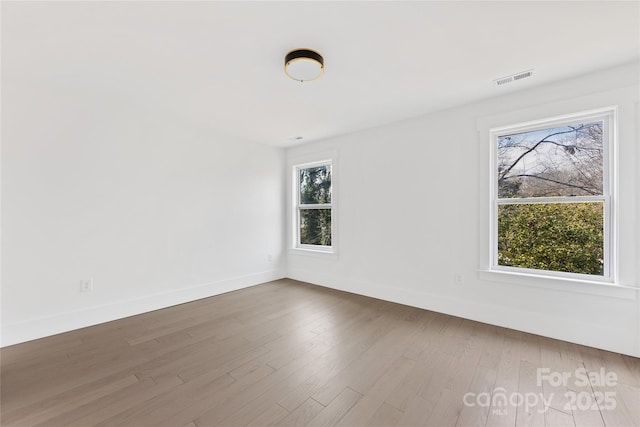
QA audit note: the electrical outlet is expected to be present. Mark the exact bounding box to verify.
[80,279,93,293]
[268,254,273,263]
[454,273,464,286]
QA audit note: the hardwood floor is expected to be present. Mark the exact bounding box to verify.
[1,279,639,426]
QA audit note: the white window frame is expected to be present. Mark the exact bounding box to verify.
[489,107,616,283]
[293,159,334,253]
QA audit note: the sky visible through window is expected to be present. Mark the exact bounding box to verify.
[498,121,603,198]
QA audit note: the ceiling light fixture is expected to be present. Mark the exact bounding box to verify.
[284,49,324,82]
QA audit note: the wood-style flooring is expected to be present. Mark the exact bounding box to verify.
[1,279,639,426]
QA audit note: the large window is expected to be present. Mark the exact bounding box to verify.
[491,108,614,280]
[295,161,333,251]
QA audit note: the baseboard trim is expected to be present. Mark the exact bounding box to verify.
[1,270,285,347]
[286,268,639,358]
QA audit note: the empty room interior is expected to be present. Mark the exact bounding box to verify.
[2,1,640,426]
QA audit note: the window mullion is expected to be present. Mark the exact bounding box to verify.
[497,195,605,205]
[298,204,332,210]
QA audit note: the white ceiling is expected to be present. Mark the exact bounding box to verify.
[3,1,639,147]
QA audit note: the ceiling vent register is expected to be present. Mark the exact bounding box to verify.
[495,70,533,86]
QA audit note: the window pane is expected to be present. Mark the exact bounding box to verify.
[300,209,331,246]
[497,202,604,275]
[300,165,331,204]
[498,121,603,198]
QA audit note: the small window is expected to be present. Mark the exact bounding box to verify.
[294,161,333,251]
[491,108,614,280]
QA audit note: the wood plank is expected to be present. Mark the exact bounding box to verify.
[424,388,465,426]
[245,403,289,427]
[274,398,325,427]
[484,334,522,427]
[367,402,403,427]
[514,360,546,427]
[40,375,184,427]
[1,375,139,427]
[456,366,497,427]
[306,388,362,427]
[396,395,434,426]
[545,407,575,427]
[336,355,415,426]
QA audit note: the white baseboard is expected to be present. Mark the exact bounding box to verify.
[5,268,636,358]
[1,270,285,347]
[287,268,639,358]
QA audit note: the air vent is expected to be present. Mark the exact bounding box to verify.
[495,69,533,86]
[513,70,532,80]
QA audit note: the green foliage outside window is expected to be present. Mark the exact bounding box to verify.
[498,203,604,275]
[300,209,332,246]
[299,165,332,246]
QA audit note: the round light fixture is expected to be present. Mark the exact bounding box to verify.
[284,49,324,82]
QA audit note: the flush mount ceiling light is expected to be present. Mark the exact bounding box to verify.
[284,49,324,82]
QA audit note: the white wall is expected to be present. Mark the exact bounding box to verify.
[285,62,640,357]
[1,83,285,346]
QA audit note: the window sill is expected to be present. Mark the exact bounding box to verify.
[289,247,338,259]
[478,269,638,300]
